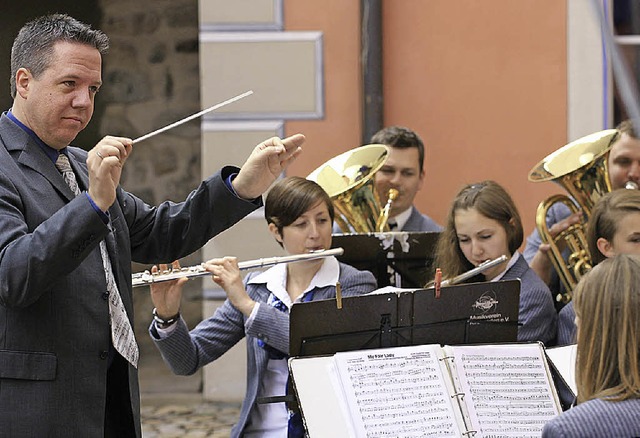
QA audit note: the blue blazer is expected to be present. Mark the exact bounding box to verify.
[150,261,377,438]
[523,202,573,297]
[0,113,260,437]
[502,253,557,344]
[557,302,576,346]
[542,397,640,437]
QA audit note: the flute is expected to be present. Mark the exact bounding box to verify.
[440,255,508,287]
[132,248,344,287]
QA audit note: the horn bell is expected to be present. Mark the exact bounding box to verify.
[307,144,389,233]
[528,128,620,302]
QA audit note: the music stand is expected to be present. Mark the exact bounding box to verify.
[331,231,439,288]
[289,279,521,358]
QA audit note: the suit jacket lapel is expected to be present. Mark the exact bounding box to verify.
[0,115,75,202]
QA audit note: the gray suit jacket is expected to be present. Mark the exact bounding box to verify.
[150,261,377,438]
[403,206,442,232]
[0,114,259,437]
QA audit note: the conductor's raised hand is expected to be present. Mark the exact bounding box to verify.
[149,261,188,320]
[87,135,133,211]
[232,134,305,200]
[204,257,256,317]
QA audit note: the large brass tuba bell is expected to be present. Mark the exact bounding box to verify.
[307,144,395,233]
[528,129,620,302]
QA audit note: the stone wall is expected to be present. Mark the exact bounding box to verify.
[97,0,204,389]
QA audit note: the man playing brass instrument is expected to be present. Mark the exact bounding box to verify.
[334,126,442,233]
[524,120,640,300]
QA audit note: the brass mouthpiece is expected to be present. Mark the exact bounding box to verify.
[376,188,400,232]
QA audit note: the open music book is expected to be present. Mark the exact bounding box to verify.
[289,343,562,437]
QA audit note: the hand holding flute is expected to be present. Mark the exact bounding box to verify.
[150,257,257,323]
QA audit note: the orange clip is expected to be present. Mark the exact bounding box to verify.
[434,268,442,299]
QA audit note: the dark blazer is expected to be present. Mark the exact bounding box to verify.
[150,261,377,438]
[0,114,259,437]
[502,253,557,344]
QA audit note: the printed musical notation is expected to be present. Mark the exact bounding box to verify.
[291,343,561,438]
[334,345,464,438]
[449,344,561,438]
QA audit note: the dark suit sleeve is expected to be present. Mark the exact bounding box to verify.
[122,166,261,264]
[0,174,109,307]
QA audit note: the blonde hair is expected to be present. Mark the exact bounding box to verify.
[573,254,640,403]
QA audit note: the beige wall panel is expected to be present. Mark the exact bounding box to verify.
[200,0,281,29]
[568,0,607,138]
[201,121,284,174]
[200,32,323,119]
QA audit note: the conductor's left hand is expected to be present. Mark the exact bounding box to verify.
[232,134,304,200]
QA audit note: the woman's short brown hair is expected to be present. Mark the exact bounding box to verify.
[264,176,334,236]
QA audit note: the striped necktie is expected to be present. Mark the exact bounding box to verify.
[55,153,139,368]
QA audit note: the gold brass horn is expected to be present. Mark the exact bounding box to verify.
[307,144,396,233]
[528,129,620,302]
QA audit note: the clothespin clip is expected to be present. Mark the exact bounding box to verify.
[434,268,442,299]
[336,281,342,309]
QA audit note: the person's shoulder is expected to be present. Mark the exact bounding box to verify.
[545,398,640,437]
[558,301,575,319]
[512,254,553,296]
[407,206,442,232]
[338,262,376,283]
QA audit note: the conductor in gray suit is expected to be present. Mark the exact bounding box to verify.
[0,14,304,437]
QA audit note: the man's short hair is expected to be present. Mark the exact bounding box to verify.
[616,119,639,138]
[10,14,109,98]
[370,126,425,173]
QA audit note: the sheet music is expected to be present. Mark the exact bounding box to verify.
[333,345,465,438]
[448,343,561,437]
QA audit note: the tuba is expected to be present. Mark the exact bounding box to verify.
[307,144,397,233]
[528,129,620,302]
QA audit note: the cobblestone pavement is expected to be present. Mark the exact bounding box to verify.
[141,395,241,438]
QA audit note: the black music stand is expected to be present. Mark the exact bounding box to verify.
[289,279,521,358]
[331,231,439,288]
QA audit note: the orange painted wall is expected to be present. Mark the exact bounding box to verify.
[284,0,363,178]
[285,0,567,239]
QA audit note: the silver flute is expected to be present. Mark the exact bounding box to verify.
[132,247,345,287]
[440,255,509,287]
